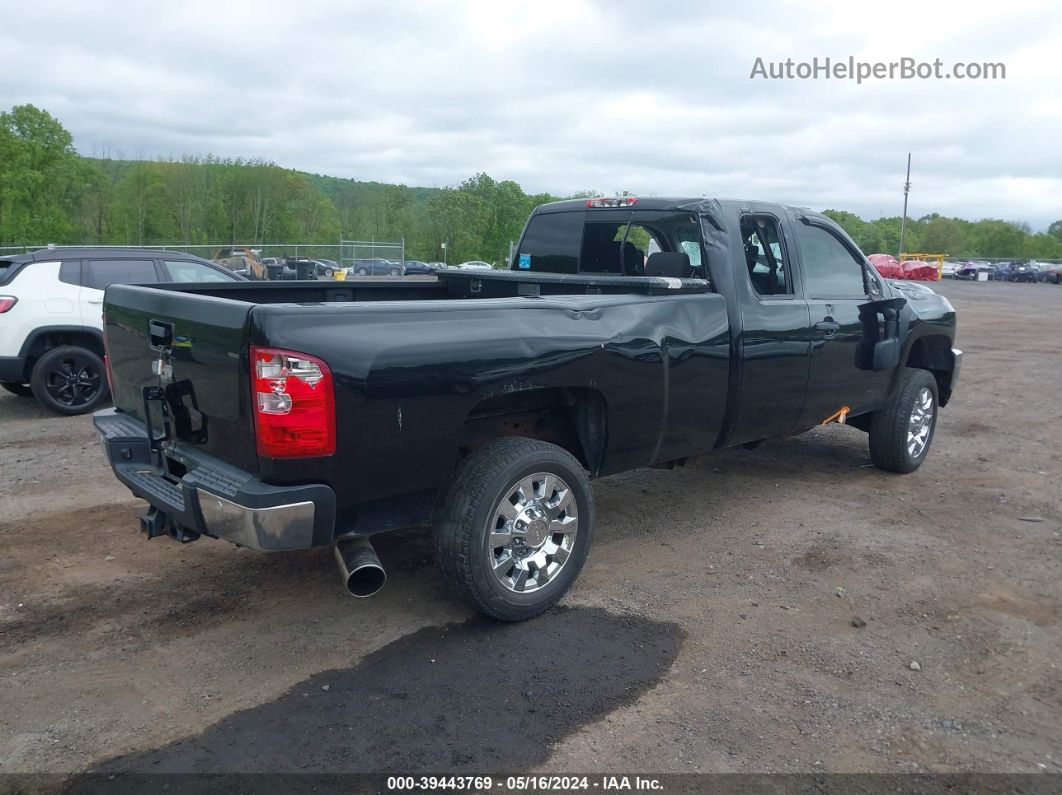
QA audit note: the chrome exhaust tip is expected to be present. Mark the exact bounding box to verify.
[334,536,387,597]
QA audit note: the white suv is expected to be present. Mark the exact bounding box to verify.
[0,248,240,414]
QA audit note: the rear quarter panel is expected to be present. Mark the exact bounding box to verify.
[252,291,731,516]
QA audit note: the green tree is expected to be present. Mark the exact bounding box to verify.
[975,220,1027,258]
[0,104,85,244]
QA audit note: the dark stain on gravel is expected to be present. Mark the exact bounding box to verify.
[74,607,683,780]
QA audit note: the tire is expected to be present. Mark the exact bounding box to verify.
[1,382,33,397]
[30,345,110,416]
[356,268,368,276]
[435,437,594,621]
[323,268,334,277]
[868,368,939,473]
[389,269,400,277]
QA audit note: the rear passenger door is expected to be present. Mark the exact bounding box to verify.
[728,209,812,445]
[81,259,164,330]
[794,220,891,427]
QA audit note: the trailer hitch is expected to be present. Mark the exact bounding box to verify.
[139,505,199,543]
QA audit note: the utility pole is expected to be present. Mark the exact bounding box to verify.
[898,153,911,259]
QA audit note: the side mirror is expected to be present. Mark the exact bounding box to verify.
[856,297,906,371]
[872,337,901,370]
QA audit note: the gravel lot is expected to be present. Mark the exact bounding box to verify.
[1,280,1060,781]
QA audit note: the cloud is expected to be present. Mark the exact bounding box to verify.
[1,0,1060,227]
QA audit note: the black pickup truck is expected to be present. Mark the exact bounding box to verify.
[93,196,961,620]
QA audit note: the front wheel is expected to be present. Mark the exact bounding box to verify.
[868,368,939,473]
[389,268,401,277]
[435,437,594,621]
[1,382,33,397]
[356,268,368,276]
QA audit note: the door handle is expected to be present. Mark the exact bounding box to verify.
[815,320,840,337]
[86,299,103,305]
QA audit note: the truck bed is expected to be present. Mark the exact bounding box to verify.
[147,269,711,305]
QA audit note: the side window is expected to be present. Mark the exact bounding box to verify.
[164,259,233,283]
[58,261,82,286]
[514,212,584,273]
[674,218,704,273]
[796,224,867,298]
[580,212,703,278]
[85,260,159,290]
[740,216,792,296]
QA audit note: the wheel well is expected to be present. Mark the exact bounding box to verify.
[23,329,104,380]
[904,335,955,406]
[459,387,607,475]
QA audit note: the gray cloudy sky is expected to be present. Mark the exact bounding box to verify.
[3,0,1060,227]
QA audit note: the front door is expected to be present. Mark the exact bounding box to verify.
[794,221,891,428]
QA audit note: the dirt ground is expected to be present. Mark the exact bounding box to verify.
[1,280,1060,782]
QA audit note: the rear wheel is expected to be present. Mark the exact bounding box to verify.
[435,437,593,621]
[30,345,110,416]
[356,268,368,276]
[868,368,938,473]
[1,382,33,397]
[389,268,401,277]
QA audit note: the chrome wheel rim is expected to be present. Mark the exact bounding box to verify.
[907,387,934,458]
[488,472,578,593]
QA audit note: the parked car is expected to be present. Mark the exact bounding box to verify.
[213,247,266,280]
[0,247,241,414]
[401,260,436,275]
[997,260,1038,282]
[457,260,494,270]
[314,259,341,278]
[900,260,939,281]
[867,253,903,279]
[1039,263,1062,284]
[955,261,994,280]
[93,196,960,621]
[350,259,404,277]
[940,261,959,279]
[1030,261,1056,282]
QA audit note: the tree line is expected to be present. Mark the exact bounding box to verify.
[3,104,1061,263]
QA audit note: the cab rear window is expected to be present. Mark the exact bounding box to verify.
[514,210,708,281]
[513,212,584,273]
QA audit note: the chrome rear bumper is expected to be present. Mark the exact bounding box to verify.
[93,408,335,550]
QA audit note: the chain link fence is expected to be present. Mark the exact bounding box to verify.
[0,242,403,264]
[338,240,406,269]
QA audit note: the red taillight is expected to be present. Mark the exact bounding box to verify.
[586,196,637,208]
[0,296,17,313]
[251,346,335,458]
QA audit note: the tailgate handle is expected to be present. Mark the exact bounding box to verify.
[149,320,173,350]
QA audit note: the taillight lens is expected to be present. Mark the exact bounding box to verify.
[251,346,335,458]
[0,296,17,313]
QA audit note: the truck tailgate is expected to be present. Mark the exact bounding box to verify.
[103,284,259,473]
